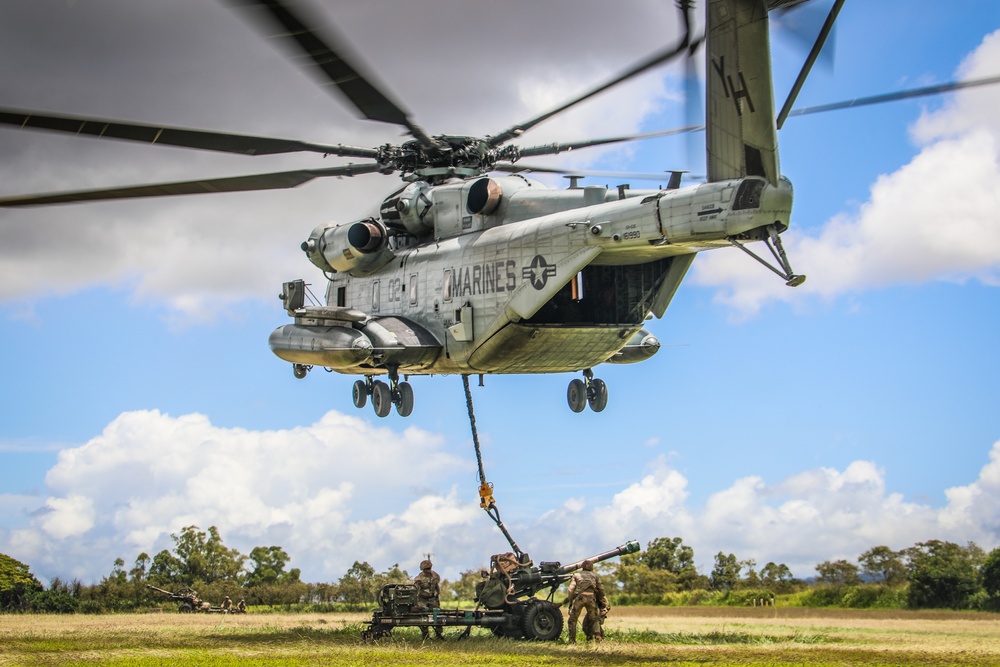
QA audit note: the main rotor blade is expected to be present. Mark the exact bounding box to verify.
[786,74,1000,119]
[229,0,433,146]
[494,162,702,183]
[0,163,382,208]
[517,125,705,158]
[0,107,379,159]
[776,0,846,130]
[488,1,696,147]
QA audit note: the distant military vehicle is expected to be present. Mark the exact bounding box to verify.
[362,541,638,641]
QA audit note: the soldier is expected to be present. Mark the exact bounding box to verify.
[221,596,232,612]
[236,598,247,613]
[564,559,609,643]
[413,559,444,639]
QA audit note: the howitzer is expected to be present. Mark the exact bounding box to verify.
[146,584,220,613]
[475,540,639,610]
[362,540,638,642]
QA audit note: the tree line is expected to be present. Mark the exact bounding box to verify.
[3,527,1000,613]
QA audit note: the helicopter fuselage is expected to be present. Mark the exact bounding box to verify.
[269,173,793,379]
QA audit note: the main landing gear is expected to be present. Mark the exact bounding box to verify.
[567,369,608,413]
[352,369,413,418]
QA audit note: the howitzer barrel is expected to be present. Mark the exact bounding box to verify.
[557,540,640,575]
[146,584,173,596]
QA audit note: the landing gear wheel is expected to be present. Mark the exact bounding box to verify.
[352,380,368,409]
[522,601,563,641]
[567,379,587,413]
[588,378,608,412]
[395,381,414,417]
[371,381,391,418]
[292,364,308,379]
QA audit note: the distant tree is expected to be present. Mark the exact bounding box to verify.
[711,552,741,592]
[905,540,983,609]
[372,563,409,592]
[148,549,183,583]
[740,559,760,587]
[644,537,695,574]
[0,553,43,611]
[247,546,297,587]
[858,546,907,586]
[171,525,246,585]
[338,561,377,605]
[613,537,704,595]
[760,562,793,590]
[982,548,1000,600]
[815,559,862,586]
[444,569,485,602]
[96,558,134,611]
[129,553,151,583]
[29,578,79,613]
[307,581,340,605]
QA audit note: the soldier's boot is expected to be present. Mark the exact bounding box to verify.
[567,624,577,644]
[434,626,444,640]
[420,627,429,640]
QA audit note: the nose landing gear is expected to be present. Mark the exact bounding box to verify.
[567,369,608,413]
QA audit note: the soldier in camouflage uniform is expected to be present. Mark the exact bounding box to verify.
[565,559,609,643]
[413,559,444,639]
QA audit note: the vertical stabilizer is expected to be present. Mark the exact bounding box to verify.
[706,0,780,185]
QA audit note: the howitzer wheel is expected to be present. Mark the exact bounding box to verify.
[522,601,563,641]
[177,602,193,613]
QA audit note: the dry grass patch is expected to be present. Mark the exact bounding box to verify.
[0,607,997,666]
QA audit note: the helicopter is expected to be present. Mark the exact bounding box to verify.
[2,0,997,420]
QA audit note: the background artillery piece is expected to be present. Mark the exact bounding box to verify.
[145,584,243,614]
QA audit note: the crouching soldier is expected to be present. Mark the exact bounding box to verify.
[565,559,609,643]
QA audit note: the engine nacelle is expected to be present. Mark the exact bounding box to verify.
[301,218,395,275]
[379,181,434,236]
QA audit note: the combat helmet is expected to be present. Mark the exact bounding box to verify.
[420,559,432,571]
[582,559,594,571]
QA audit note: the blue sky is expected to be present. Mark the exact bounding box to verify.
[2,0,999,585]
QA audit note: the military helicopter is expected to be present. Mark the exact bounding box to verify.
[2,0,997,419]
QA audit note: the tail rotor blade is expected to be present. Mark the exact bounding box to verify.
[776,0,846,130]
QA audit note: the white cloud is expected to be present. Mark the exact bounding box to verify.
[5,409,475,582]
[692,28,1000,319]
[4,410,999,583]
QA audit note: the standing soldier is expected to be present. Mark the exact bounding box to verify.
[564,559,609,643]
[413,559,444,639]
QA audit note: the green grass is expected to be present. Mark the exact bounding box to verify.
[1,609,996,667]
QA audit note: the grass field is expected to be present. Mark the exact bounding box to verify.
[2,606,998,667]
